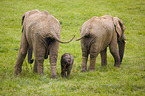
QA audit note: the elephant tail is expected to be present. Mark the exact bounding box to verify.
[75,36,84,41]
[53,35,75,43]
[75,31,89,41]
[76,25,91,41]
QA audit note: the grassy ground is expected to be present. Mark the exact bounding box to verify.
[0,0,145,95]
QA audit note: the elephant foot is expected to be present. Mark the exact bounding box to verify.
[114,62,121,67]
[51,66,57,79]
[120,62,122,65]
[81,69,87,72]
[14,70,21,75]
[61,72,66,78]
[33,69,37,73]
[37,68,44,76]
[81,65,87,72]
[67,75,70,79]
[101,64,107,67]
[88,68,95,71]
[61,75,65,78]
[51,73,57,79]
[14,66,22,75]
[33,66,37,73]
[114,64,120,67]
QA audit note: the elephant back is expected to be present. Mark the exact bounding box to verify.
[81,16,114,38]
[26,12,61,38]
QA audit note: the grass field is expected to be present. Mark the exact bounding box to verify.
[0,0,145,95]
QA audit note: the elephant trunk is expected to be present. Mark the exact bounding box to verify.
[118,40,126,64]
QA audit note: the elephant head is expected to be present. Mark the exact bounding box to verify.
[113,17,126,63]
[113,17,126,41]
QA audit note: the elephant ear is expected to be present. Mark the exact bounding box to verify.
[21,12,27,32]
[21,13,26,26]
[113,17,125,38]
[42,10,50,16]
[21,9,40,32]
[21,11,30,32]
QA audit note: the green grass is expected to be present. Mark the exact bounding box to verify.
[0,0,145,95]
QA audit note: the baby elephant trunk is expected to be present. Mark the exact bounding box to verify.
[65,58,71,65]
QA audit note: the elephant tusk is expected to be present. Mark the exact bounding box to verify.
[124,40,127,43]
[75,38,79,41]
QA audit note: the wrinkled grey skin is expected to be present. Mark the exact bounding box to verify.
[76,15,126,72]
[61,53,74,78]
[14,9,75,78]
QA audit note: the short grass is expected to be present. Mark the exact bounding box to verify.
[0,0,145,95]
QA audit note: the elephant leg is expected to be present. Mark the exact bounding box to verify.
[33,39,45,75]
[81,40,89,72]
[89,41,100,71]
[81,53,89,72]
[67,70,71,78]
[67,65,72,78]
[35,57,44,75]
[100,48,107,66]
[109,34,120,67]
[49,41,59,79]
[61,70,66,78]
[14,33,28,75]
[64,71,66,77]
[89,54,97,71]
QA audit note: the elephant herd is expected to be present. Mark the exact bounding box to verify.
[14,9,126,78]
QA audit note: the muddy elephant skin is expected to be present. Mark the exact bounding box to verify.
[76,15,126,72]
[14,9,75,78]
[61,53,74,78]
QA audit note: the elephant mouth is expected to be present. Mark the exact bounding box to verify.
[66,59,71,65]
[68,59,70,62]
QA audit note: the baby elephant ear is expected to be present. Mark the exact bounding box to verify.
[113,17,125,37]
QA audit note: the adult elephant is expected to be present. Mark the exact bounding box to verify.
[76,15,126,72]
[14,9,75,78]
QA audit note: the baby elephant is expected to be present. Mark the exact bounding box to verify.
[61,53,74,78]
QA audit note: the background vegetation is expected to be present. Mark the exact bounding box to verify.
[0,0,145,95]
